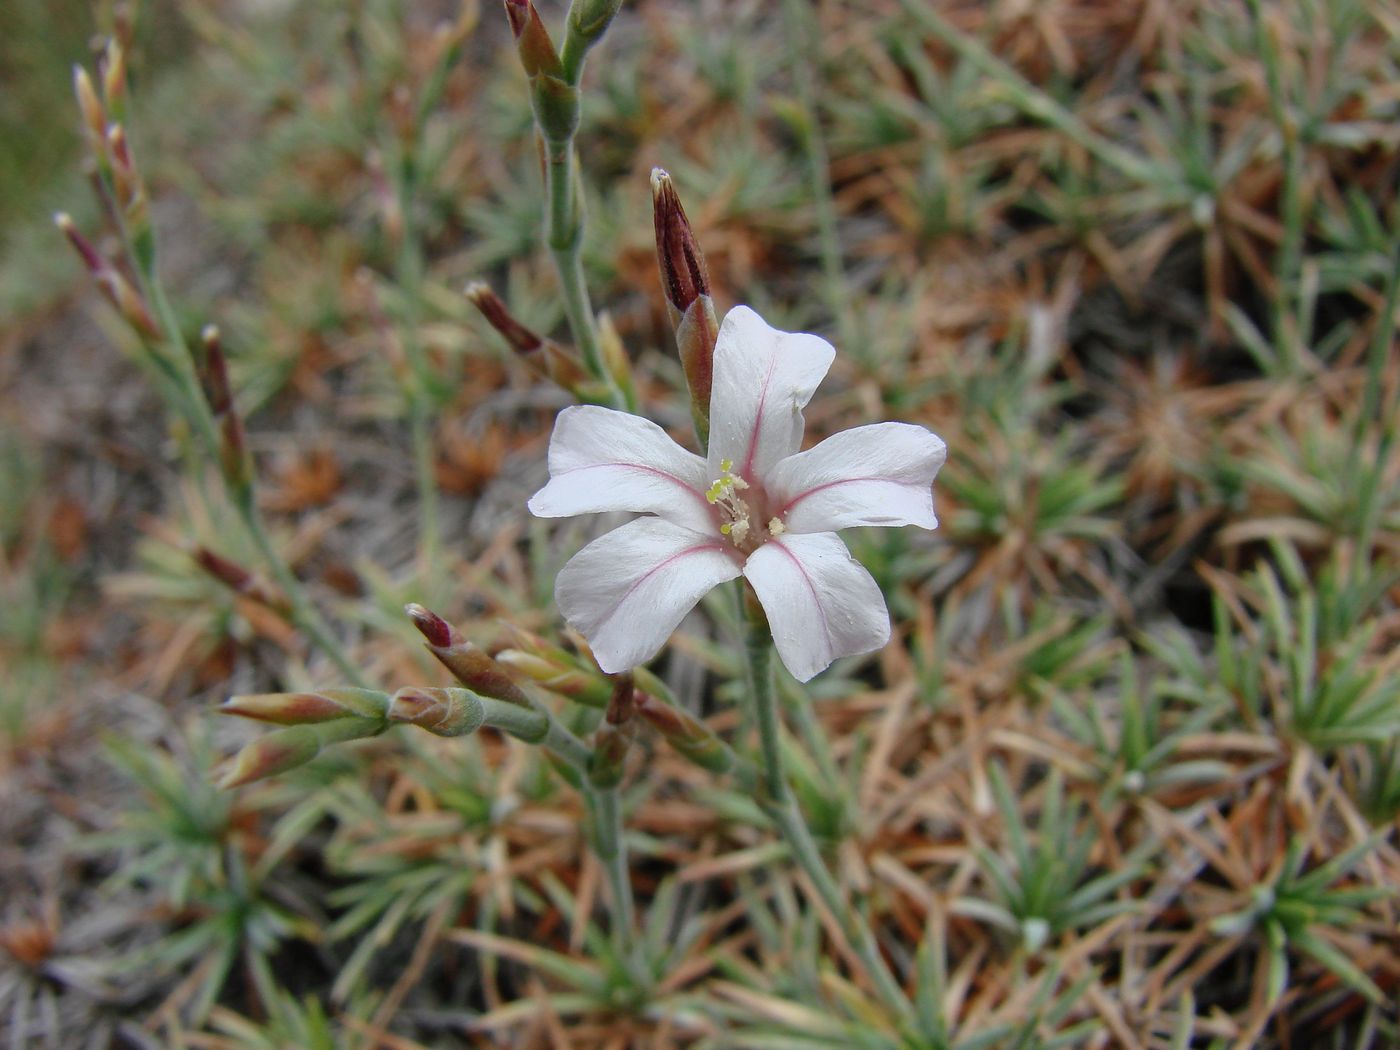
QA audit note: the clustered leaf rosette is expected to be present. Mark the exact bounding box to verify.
[529,307,946,682]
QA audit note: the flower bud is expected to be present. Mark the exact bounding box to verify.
[219,688,391,726]
[101,38,127,118]
[72,67,106,145]
[651,169,710,315]
[105,124,153,271]
[405,604,532,707]
[463,282,590,393]
[566,0,623,50]
[651,168,717,445]
[504,0,564,78]
[105,124,143,213]
[199,326,253,495]
[194,547,291,616]
[635,691,732,774]
[220,726,318,788]
[219,717,386,788]
[503,0,578,143]
[388,686,487,737]
[498,646,613,711]
[53,213,159,338]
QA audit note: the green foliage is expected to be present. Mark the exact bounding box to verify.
[1211,834,1393,1005]
[954,763,1149,954]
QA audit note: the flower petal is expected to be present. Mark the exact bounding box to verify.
[769,422,947,533]
[742,533,890,682]
[556,517,741,673]
[706,306,835,485]
[528,405,714,533]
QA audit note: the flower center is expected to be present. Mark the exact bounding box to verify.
[706,459,787,553]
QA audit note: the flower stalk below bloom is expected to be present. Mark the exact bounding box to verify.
[743,604,914,1024]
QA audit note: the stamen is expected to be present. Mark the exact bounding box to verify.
[706,461,755,548]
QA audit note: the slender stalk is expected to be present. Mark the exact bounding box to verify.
[1249,0,1304,377]
[781,0,853,348]
[591,786,636,938]
[392,151,442,594]
[480,693,638,948]
[743,609,913,1022]
[139,237,368,687]
[543,140,616,405]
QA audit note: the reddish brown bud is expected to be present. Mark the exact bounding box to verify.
[198,326,252,492]
[651,169,717,443]
[464,282,590,392]
[504,0,564,79]
[405,602,453,648]
[405,604,532,706]
[651,168,711,315]
[54,213,159,338]
[54,213,103,273]
[194,547,289,614]
[464,282,543,353]
[199,325,231,412]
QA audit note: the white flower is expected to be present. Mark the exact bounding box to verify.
[528,306,947,682]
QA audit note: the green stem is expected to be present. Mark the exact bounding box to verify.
[743,610,913,1023]
[591,786,636,938]
[479,695,637,947]
[781,0,853,348]
[136,232,367,689]
[394,152,442,594]
[1249,0,1304,378]
[544,140,612,398]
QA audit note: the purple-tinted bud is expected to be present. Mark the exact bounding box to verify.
[651,169,718,444]
[504,0,564,79]
[405,604,532,707]
[194,547,290,615]
[651,168,711,315]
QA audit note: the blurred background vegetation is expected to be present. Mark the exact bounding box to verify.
[1,0,1397,1047]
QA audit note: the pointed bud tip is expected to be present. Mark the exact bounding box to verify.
[503,0,529,37]
[650,168,671,197]
[405,603,453,648]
